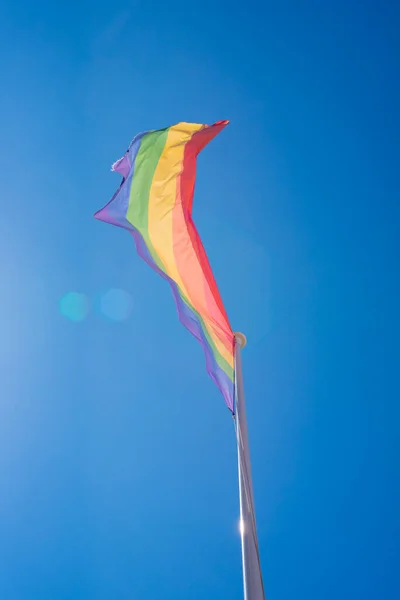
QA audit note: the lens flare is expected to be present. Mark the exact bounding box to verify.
[100,288,133,322]
[59,292,89,322]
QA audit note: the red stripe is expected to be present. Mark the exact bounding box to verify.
[177,122,234,353]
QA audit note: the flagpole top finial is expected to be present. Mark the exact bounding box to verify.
[234,332,247,348]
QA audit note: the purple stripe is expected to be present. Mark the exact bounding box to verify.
[94,132,148,229]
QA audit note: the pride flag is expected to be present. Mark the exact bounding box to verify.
[94,121,235,411]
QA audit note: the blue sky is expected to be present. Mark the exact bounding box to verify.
[1,1,399,598]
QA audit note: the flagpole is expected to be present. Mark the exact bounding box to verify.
[234,333,265,600]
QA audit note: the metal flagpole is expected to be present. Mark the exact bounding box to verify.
[234,332,265,600]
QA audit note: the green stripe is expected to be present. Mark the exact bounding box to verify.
[127,128,169,271]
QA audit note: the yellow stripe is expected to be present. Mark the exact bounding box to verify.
[147,123,234,368]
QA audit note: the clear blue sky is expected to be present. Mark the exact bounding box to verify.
[1,1,399,598]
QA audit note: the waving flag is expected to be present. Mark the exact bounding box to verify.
[95,121,235,411]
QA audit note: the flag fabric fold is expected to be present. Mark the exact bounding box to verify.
[94,121,235,411]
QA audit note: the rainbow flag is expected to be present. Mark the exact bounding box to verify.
[94,121,235,411]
